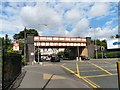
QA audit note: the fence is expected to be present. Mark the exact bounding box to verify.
[0,38,2,89]
[2,53,22,90]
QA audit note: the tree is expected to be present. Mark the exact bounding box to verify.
[115,34,120,38]
[101,40,107,49]
[110,34,120,39]
[13,28,39,40]
[13,34,20,40]
[110,35,115,39]
[96,39,101,46]
[4,34,11,50]
[92,39,107,49]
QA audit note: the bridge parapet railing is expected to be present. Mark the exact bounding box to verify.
[34,36,87,43]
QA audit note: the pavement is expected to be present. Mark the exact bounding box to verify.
[13,61,93,89]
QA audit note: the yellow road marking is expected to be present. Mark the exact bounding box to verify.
[76,74,100,88]
[84,78,100,88]
[80,69,116,73]
[88,61,113,75]
[82,78,98,88]
[100,65,116,67]
[80,70,102,72]
[61,65,100,88]
[61,65,77,75]
[82,73,117,78]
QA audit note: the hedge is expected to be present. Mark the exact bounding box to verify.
[95,51,120,58]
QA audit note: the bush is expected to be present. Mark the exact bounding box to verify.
[96,51,120,58]
[22,56,26,66]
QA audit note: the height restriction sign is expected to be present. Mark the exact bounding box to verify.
[13,42,19,51]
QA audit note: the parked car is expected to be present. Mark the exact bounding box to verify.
[80,56,90,60]
[51,55,60,62]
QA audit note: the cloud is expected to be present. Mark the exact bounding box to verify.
[0,2,118,41]
[0,33,5,38]
[20,4,62,30]
[1,19,23,33]
[1,0,119,2]
[105,19,113,26]
[65,8,84,23]
[88,3,110,18]
[88,26,118,40]
[54,26,69,36]
[69,18,89,36]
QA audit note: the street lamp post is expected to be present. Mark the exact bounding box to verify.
[77,46,79,61]
[94,29,98,59]
[37,35,40,64]
[24,27,27,64]
[90,27,98,59]
[37,24,48,64]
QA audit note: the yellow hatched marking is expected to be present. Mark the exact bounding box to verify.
[76,73,100,88]
[84,78,100,88]
[80,70,102,72]
[61,65,77,75]
[61,65,100,88]
[80,69,116,73]
[82,78,98,88]
[82,73,117,78]
[88,61,113,75]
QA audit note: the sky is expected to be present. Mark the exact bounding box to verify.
[0,0,119,40]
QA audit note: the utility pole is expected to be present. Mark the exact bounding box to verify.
[94,29,98,59]
[90,27,98,59]
[38,42,40,64]
[24,27,27,64]
[77,46,80,61]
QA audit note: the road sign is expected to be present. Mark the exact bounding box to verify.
[13,42,19,51]
[101,46,105,51]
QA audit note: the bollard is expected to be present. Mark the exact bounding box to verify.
[76,57,78,61]
[79,57,81,61]
[117,62,120,90]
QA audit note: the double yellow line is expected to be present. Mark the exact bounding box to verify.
[61,62,100,88]
[82,78,100,88]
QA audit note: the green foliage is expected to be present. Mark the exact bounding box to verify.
[93,39,107,49]
[115,34,120,38]
[22,56,26,65]
[64,48,75,59]
[110,34,120,39]
[13,28,39,40]
[13,34,20,40]
[7,46,21,54]
[64,48,71,58]
[97,51,120,58]
[4,34,11,50]
[96,39,101,46]
[57,51,64,56]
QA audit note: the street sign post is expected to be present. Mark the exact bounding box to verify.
[13,42,19,51]
[117,62,120,90]
[101,46,105,59]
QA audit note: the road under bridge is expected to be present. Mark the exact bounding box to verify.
[25,35,94,63]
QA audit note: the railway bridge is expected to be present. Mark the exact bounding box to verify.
[26,35,93,62]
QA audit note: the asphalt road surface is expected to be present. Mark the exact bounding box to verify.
[62,58,119,89]
[17,61,93,89]
[16,58,119,90]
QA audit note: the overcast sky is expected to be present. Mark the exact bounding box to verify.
[0,1,119,40]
